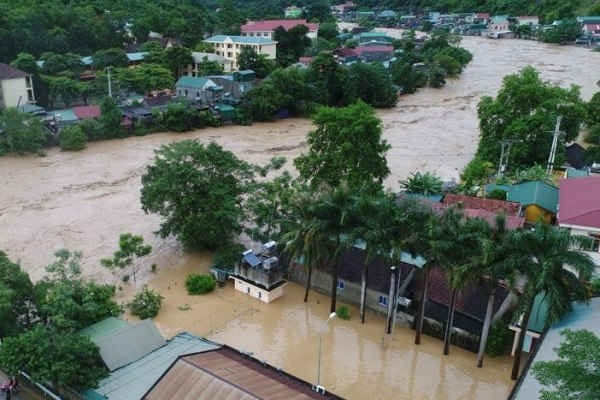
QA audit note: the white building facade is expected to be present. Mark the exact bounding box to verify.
[0,64,35,109]
[203,35,277,70]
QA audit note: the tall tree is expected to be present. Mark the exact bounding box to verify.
[141,140,254,250]
[509,223,595,380]
[274,24,310,67]
[307,51,349,106]
[294,101,390,189]
[237,46,275,78]
[399,171,443,196]
[101,233,152,285]
[164,46,193,78]
[476,67,586,171]
[346,63,398,108]
[93,48,128,69]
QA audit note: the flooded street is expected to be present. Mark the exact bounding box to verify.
[0,36,599,399]
[121,254,514,400]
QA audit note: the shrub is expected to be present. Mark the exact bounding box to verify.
[488,189,507,200]
[336,305,351,320]
[485,322,512,357]
[129,286,163,319]
[185,273,216,295]
[59,125,87,151]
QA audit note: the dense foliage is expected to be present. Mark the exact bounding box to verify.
[533,329,600,400]
[0,251,35,338]
[0,108,47,155]
[129,286,163,319]
[185,274,217,295]
[0,325,108,389]
[140,141,255,250]
[295,101,390,188]
[466,66,586,185]
[59,125,87,151]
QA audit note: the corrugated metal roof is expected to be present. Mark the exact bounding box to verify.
[86,332,219,400]
[48,109,79,122]
[80,317,130,342]
[175,76,215,89]
[506,181,559,213]
[513,297,600,400]
[126,52,148,62]
[94,319,166,371]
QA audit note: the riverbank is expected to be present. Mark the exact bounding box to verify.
[115,251,514,400]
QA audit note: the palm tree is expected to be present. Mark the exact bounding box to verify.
[284,185,357,312]
[399,171,443,196]
[354,191,408,323]
[454,214,518,367]
[509,222,595,380]
[398,199,444,345]
[439,209,488,356]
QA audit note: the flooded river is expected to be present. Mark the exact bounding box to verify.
[0,37,599,399]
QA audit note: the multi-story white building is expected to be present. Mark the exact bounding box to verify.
[240,19,319,40]
[203,35,277,70]
[0,63,35,109]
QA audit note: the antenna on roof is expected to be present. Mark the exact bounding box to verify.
[546,115,564,175]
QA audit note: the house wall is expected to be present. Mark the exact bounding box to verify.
[524,205,553,224]
[186,60,234,76]
[175,85,213,102]
[288,266,391,315]
[0,76,35,108]
[209,41,277,70]
[232,277,286,303]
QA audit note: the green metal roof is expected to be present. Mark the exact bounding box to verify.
[80,317,130,342]
[175,76,212,89]
[84,332,219,400]
[506,181,558,213]
[485,183,511,194]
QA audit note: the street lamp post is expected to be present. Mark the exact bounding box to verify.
[316,312,337,390]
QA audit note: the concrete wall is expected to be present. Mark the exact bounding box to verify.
[288,266,390,316]
[232,277,286,303]
[1,76,34,108]
[212,42,277,70]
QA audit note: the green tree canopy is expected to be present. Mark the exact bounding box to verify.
[274,24,311,67]
[0,108,47,155]
[295,101,390,189]
[238,46,276,78]
[164,46,193,78]
[115,63,174,94]
[35,249,121,332]
[93,48,128,69]
[0,325,108,389]
[101,233,152,285]
[10,52,38,74]
[141,140,255,250]
[400,171,443,195]
[532,329,600,400]
[0,251,35,338]
[475,66,586,172]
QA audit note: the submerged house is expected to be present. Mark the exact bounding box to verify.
[232,241,287,303]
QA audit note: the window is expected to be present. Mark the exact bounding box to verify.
[378,296,388,306]
[227,52,232,58]
[196,91,200,97]
[246,287,250,294]
[184,89,188,96]
[227,44,232,49]
[258,291,262,299]
[263,32,268,37]
[337,280,345,291]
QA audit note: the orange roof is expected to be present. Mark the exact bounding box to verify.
[443,193,521,216]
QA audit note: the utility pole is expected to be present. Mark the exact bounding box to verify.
[496,139,516,179]
[546,115,564,175]
[106,66,112,98]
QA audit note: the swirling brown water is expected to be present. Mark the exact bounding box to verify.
[1,37,598,399]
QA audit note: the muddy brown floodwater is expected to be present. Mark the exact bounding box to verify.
[0,37,599,399]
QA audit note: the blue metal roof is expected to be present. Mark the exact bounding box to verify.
[83,332,219,400]
[48,109,78,122]
[204,35,277,44]
[126,52,148,62]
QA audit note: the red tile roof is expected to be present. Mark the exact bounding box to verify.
[0,63,27,80]
[354,45,394,55]
[241,19,319,33]
[298,56,313,65]
[476,13,490,18]
[72,105,101,119]
[558,176,600,229]
[443,193,521,216]
[333,47,358,57]
[463,209,525,230]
